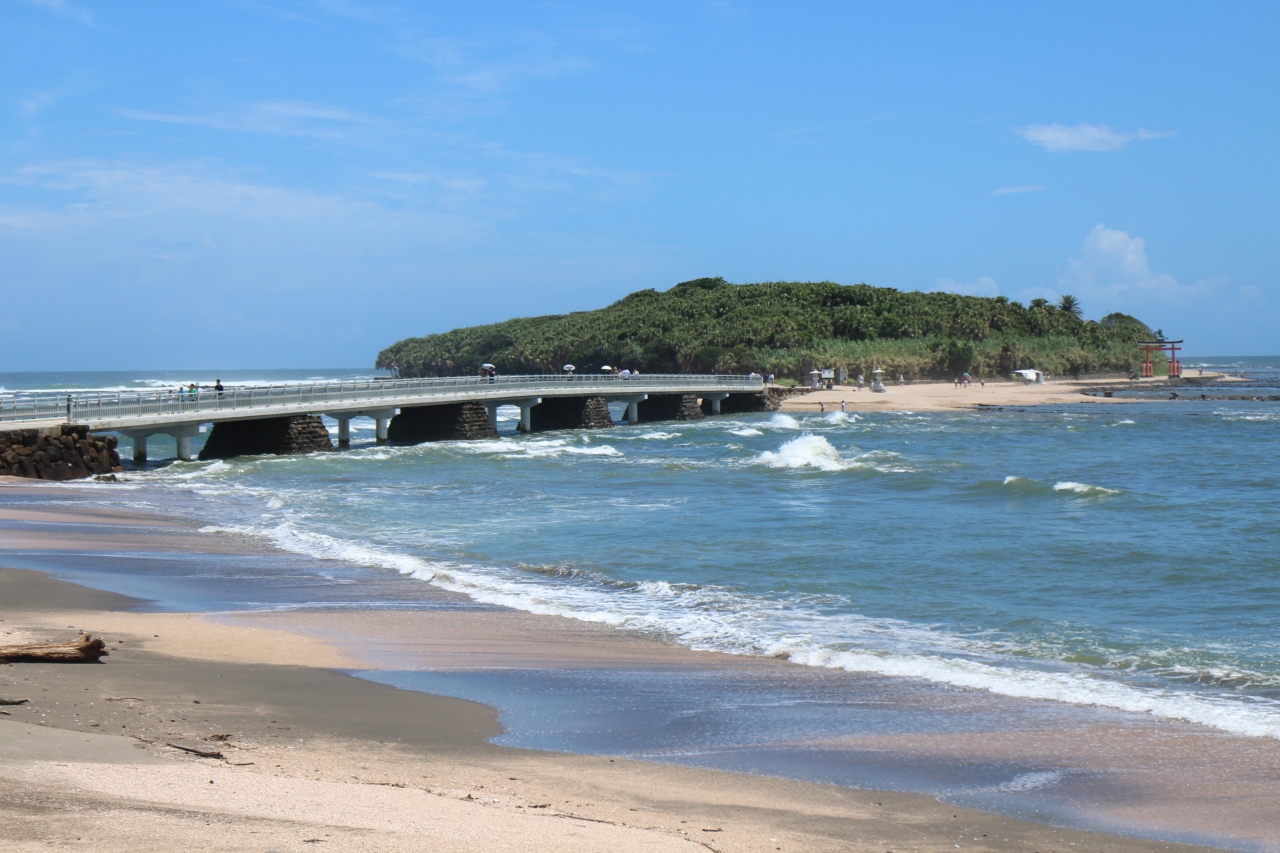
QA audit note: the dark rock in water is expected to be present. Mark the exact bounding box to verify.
[526,396,614,432]
[0,426,122,480]
[637,394,704,423]
[198,416,334,460]
[387,403,499,443]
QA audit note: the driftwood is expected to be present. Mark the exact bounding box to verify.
[0,633,108,663]
[166,742,224,759]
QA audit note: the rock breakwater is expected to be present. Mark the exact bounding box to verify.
[1,426,123,480]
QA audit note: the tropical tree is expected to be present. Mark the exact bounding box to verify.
[1058,294,1082,317]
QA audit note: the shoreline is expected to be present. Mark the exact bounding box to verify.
[2,411,1280,851]
[0,564,1229,853]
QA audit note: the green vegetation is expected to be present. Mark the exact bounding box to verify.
[378,278,1153,380]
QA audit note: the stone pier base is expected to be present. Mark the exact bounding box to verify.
[387,403,499,443]
[701,392,769,415]
[526,396,614,432]
[637,394,704,423]
[198,416,334,460]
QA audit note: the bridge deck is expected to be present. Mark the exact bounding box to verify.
[0,374,763,433]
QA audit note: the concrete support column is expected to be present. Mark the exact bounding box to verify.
[336,408,397,447]
[607,394,648,424]
[499,398,541,433]
[132,435,147,464]
[484,404,500,429]
[176,434,193,461]
[704,392,730,415]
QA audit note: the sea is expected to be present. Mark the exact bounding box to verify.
[2,358,1279,847]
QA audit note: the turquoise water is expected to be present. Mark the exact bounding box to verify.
[3,366,1280,742]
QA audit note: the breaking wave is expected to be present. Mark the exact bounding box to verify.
[757,435,849,471]
[202,517,1280,740]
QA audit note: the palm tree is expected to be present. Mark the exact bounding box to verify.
[1057,294,1082,317]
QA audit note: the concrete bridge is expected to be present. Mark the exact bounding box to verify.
[0,374,765,463]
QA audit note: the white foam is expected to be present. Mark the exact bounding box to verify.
[1054,481,1120,496]
[201,516,1280,741]
[459,438,621,459]
[637,431,679,440]
[767,413,801,430]
[729,427,763,437]
[757,435,849,471]
[991,770,1067,793]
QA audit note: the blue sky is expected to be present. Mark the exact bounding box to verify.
[2,1,1277,369]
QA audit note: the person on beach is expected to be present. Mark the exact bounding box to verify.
[840,400,846,413]
[819,401,825,412]
[214,379,224,395]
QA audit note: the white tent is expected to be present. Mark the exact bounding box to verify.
[1013,369,1045,385]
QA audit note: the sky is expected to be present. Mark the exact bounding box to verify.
[2,1,1277,370]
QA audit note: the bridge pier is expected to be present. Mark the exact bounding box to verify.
[484,404,500,429]
[336,417,351,449]
[386,403,498,443]
[198,416,333,460]
[702,392,730,415]
[172,424,201,461]
[376,418,390,445]
[637,394,704,423]
[609,394,648,424]
[503,398,542,433]
[132,434,147,464]
[525,396,613,432]
[704,391,771,415]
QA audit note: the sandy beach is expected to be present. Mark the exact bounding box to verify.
[0,564,1234,853]
[776,374,1236,413]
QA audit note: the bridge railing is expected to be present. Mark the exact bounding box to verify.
[0,374,762,426]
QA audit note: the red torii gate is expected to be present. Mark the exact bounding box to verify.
[1138,340,1182,378]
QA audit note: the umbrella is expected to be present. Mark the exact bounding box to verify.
[600,365,613,371]
[563,364,576,372]
[481,363,495,369]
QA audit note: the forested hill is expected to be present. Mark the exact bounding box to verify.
[377,278,1151,380]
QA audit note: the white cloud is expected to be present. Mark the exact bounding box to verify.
[1059,224,1206,305]
[1016,123,1173,153]
[118,101,375,140]
[935,276,1000,298]
[989,184,1045,196]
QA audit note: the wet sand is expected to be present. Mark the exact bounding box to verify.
[0,566,1230,853]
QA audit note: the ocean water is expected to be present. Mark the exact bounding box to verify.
[3,367,1278,744]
